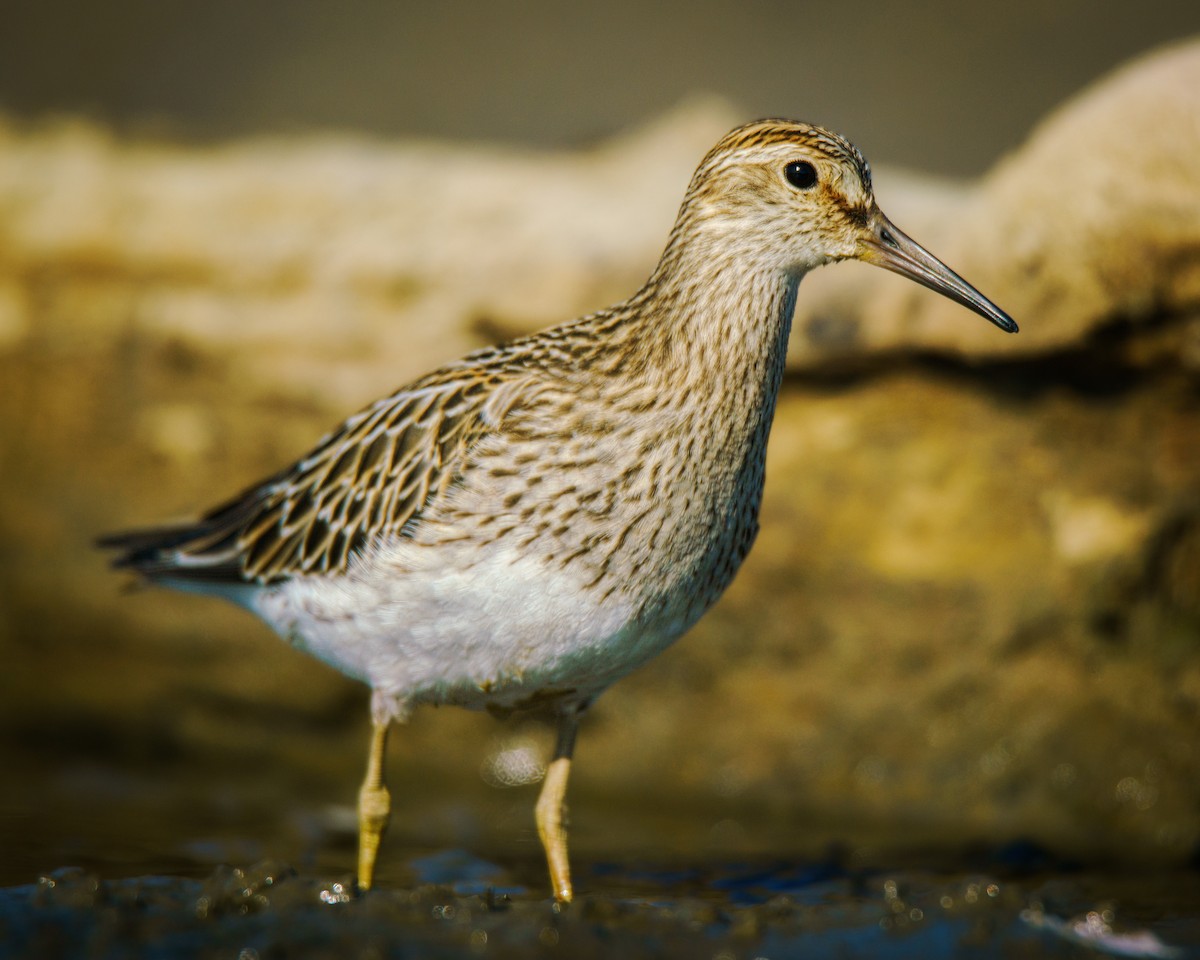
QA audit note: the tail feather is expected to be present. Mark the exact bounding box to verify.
[98,484,271,585]
[98,525,239,583]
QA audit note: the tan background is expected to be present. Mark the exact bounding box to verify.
[1,6,1198,887]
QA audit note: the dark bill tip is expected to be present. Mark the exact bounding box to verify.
[861,219,1018,334]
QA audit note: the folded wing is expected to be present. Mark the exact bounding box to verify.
[100,364,529,585]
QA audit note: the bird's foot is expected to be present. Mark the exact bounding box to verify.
[356,779,392,892]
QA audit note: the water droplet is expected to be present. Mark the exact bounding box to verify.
[481,736,545,787]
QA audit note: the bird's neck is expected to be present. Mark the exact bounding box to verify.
[626,238,801,417]
[592,237,802,618]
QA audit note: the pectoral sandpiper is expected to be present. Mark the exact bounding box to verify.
[101,119,1016,902]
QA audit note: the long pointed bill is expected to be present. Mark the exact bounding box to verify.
[859,214,1018,333]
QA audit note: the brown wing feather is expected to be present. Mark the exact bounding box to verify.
[235,369,507,581]
[107,362,534,585]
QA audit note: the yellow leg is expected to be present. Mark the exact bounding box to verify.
[356,718,391,891]
[535,712,580,902]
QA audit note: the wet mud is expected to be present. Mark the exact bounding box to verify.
[5,851,1198,959]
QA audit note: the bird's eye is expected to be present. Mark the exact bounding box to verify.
[784,160,818,190]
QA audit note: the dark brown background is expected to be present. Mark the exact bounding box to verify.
[1,1,1197,173]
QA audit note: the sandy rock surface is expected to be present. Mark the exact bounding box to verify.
[1,41,1198,877]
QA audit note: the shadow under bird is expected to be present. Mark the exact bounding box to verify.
[100,119,1017,902]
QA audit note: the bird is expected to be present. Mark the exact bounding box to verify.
[99,119,1017,903]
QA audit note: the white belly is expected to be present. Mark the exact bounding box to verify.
[249,537,691,717]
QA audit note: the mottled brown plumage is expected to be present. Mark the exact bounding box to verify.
[100,119,1016,902]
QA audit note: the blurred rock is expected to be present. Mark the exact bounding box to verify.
[1,41,1198,880]
[789,36,1200,365]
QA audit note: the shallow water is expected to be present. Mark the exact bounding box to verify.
[6,853,1198,959]
[4,732,1199,958]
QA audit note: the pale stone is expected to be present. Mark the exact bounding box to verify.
[1043,493,1154,565]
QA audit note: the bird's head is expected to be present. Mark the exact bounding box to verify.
[680,119,1016,333]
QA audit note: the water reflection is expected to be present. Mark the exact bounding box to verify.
[9,856,1197,959]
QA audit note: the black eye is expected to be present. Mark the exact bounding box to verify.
[784,160,818,190]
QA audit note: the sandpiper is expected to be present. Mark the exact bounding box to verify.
[100,119,1016,902]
